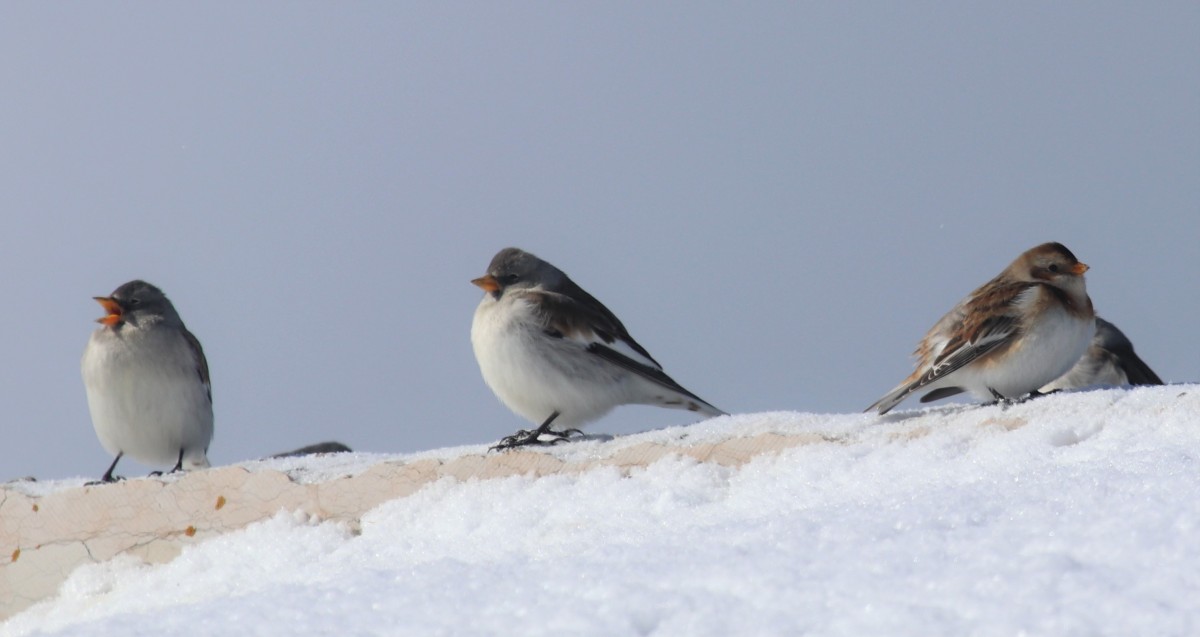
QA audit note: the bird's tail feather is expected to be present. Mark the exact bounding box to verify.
[650,392,727,418]
[865,380,917,415]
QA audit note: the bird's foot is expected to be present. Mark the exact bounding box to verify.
[490,427,584,452]
[985,388,1017,409]
[985,388,1051,409]
[1016,389,1050,403]
[85,474,124,486]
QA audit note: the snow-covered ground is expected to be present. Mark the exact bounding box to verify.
[6,386,1200,636]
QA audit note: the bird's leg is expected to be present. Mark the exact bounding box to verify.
[1017,389,1048,403]
[984,388,1018,409]
[148,449,185,477]
[87,453,124,485]
[490,412,584,451]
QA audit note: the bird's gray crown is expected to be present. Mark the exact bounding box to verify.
[488,247,566,289]
[110,280,183,325]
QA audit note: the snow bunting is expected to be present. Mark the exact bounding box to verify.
[1040,317,1163,391]
[82,280,213,482]
[867,242,1095,415]
[471,247,725,449]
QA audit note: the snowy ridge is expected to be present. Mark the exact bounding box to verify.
[4,386,1200,636]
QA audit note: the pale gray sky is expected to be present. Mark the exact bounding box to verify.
[2,3,1197,480]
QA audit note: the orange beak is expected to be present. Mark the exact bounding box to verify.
[471,275,500,293]
[1071,262,1089,275]
[94,297,123,326]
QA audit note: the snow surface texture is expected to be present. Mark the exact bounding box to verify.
[6,386,1199,637]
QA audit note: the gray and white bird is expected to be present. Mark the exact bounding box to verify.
[470,248,725,449]
[867,242,1096,415]
[81,280,213,482]
[1040,317,1163,391]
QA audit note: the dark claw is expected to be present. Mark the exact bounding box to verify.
[90,453,125,485]
[985,388,1051,409]
[85,474,124,486]
[1022,389,1045,401]
[489,428,539,451]
[490,411,585,452]
[149,451,186,478]
[489,427,585,452]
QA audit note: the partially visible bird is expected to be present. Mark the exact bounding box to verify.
[270,442,353,458]
[82,280,213,482]
[470,248,725,449]
[1040,317,1163,391]
[867,242,1096,415]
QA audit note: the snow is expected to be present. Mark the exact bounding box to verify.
[6,386,1200,636]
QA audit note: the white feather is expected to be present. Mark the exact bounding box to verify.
[560,328,663,372]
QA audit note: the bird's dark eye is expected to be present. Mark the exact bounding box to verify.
[1047,264,1060,273]
[499,274,519,285]
[129,298,141,305]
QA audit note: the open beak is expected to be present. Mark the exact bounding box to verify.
[471,274,500,293]
[1070,262,1089,275]
[94,297,123,326]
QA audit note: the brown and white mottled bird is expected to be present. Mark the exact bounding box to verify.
[867,242,1096,415]
[470,248,725,449]
[1040,317,1163,391]
[81,280,213,482]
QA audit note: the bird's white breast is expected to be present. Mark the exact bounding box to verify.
[471,294,632,429]
[82,326,213,468]
[960,287,1094,400]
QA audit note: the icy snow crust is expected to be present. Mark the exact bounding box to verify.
[5,386,1199,636]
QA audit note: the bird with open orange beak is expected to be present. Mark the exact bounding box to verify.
[93,296,124,326]
[81,280,213,483]
[867,242,1095,414]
